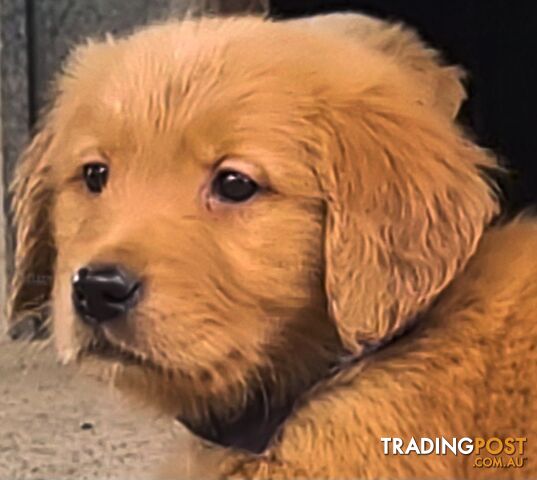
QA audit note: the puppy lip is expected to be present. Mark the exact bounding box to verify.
[84,331,194,383]
[85,330,156,369]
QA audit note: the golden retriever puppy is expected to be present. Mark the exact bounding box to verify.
[9,13,537,479]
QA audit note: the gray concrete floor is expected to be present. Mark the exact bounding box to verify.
[0,338,185,479]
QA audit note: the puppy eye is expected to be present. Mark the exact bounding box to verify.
[83,163,108,193]
[211,170,259,203]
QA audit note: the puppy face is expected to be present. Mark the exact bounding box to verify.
[10,16,498,425]
[27,19,343,422]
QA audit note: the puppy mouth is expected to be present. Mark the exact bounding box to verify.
[83,327,298,454]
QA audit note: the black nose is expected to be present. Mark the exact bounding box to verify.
[72,265,141,325]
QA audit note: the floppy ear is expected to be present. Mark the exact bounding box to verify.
[317,98,499,354]
[288,13,466,119]
[7,125,56,336]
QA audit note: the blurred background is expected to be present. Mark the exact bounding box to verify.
[1,0,536,478]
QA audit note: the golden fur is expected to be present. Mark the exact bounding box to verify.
[9,13,537,478]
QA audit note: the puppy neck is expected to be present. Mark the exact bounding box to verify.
[178,354,347,454]
[178,311,344,453]
[177,386,296,454]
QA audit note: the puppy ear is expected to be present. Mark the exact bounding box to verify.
[318,99,499,354]
[8,125,56,334]
[289,13,466,119]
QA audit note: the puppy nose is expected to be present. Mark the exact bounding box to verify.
[72,265,141,325]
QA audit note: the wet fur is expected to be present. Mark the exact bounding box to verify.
[9,14,537,479]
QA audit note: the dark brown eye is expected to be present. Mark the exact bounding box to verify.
[83,163,108,193]
[212,170,259,203]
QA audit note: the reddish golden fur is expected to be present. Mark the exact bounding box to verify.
[9,13,537,478]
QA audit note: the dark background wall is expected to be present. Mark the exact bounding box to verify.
[271,0,537,213]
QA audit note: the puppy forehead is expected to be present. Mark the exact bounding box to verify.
[61,20,320,133]
[53,18,363,184]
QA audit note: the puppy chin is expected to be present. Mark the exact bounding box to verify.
[86,358,189,417]
[72,334,217,423]
[52,305,188,417]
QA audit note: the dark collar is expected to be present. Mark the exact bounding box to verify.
[176,356,358,454]
[177,389,297,454]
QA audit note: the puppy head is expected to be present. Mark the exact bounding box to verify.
[9,16,498,425]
